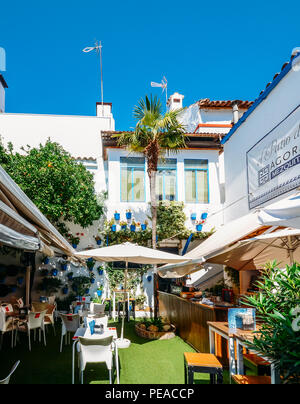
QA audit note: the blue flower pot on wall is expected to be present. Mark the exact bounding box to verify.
[126,212,132,220]
[97,290,103,297]
[72,244,78,249]
[63,287,68,295]
[91,278,95,284]
[98,269,104,276]
[17,277,24,285]
[114,213,120,221]
[130,225,136,232]
[196,224,203,232]
[190,213,197,221]
[141,224,147,231]
[121,225,127,231]
[96,239,102,245]
[147,275,152,282]
[67,273,73,281]
[201,213,208,220]
[85,288,90,294]
[43,257,50,265]
[52,269,58,276]
[111,225,117,232]
[61,263,68,271]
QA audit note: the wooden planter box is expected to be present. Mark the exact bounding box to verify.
[135,323,176,340]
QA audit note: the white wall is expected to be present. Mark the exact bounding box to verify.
[105,147,224,231]
[223,66,300,223]
[0,112,114,193]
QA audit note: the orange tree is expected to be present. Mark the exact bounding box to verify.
[0,139,104,235]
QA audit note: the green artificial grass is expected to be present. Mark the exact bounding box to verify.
[0,320,229,384]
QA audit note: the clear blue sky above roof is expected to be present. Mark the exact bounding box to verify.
[1,0,300,130]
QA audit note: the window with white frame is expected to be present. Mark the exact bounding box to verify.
[156,158,177,201]
[120,157,145,202]
[184,159,209,203]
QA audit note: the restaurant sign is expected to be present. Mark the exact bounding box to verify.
[247,106,300,209]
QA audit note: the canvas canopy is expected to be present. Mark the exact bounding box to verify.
[0,165,74,255]
[158,192,300,278]
[206,228,300,270]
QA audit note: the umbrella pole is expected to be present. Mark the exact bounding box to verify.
[121,261,128,340]
[288,236,294,265]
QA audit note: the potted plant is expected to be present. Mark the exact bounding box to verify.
[67,272,73,281]
[68,233,82,249]
[51,268,58,276]
[90,273,96,284]
[120,221,127,230]
[141,220,148,231]
[38,277,63,295]
[130,220,137,232]
[86,258,95,271]
[61,261,68,271]
[71,276,91,296]
[17,276,24,286]
[62,285,69,295]
[42,256,50,265]
[201,212,208,220]
[97,267,104,276]
[135,294,146,310]
[114,211,120,221]
[108,218,116,232]
[190,213,197,221]
[195,222,203,232]
[94,235,102,245]
[126,209,132,220]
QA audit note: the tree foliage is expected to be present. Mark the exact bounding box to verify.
[0,139,104,233]
[244,261,300,384]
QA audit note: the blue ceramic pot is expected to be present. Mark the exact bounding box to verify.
[114,213,120,221]
[17,277,24,285]
[72,244,78,249]
[96,239,102,245]
[63,287,68,295]
[97,290,103,297]
[126,212,132,220]
[67,273,73,280]
[190,213,197,221]
[111,225,117,232]
[147,275,152,282]
[121,225,127,231]
[61,263,68,271]
[196,224,203,232]
[91,278,95,284]
[43,257,50,265]
[85,288,90,294]
[98,269,104,276]
[52,269,58,276]
[130,225,136,232]
[141,224,147,231]
[201,213,208,220]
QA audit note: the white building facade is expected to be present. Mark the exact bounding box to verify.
[222,52,300,224]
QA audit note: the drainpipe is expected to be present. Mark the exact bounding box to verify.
[231,101,240,124]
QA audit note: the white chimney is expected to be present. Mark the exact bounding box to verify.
[167,92,184,111]
[231,100,240,124]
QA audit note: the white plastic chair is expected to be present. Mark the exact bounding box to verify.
[90,303,105,316]
[78,335,115,384]
[15,310,47,351]
[0,360,20,384]
[59,313,81,352]
[0,311,15,350]
[0,304,14,314]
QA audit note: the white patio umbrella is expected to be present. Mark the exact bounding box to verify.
[75,242,191,347]
[205,228,300,271]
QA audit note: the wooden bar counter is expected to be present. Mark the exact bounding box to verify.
[158,291,231,357]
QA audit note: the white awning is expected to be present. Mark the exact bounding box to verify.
[0,165,74,255]
[158,192,300,278]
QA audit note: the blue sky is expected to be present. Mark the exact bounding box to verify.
[1,0,300,130]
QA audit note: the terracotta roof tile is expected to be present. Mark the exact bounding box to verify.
[198,99,253,109]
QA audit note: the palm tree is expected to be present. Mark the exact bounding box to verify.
[115,95,186,250]
[115,95,186,316]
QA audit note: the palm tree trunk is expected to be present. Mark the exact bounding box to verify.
[149,168,159,318]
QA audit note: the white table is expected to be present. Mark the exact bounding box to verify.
[72,326,119,384]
